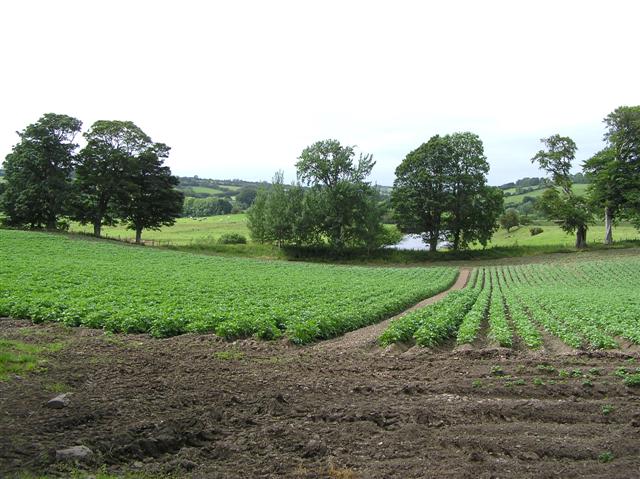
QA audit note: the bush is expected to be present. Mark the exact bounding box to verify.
[217,233,247,245]
[530,227,544,236]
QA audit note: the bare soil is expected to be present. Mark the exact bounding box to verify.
[2,288,640,478]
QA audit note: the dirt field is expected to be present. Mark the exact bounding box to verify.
[2,274,640,478]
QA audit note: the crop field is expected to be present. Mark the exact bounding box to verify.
[0,230,457,343]
[380,258,640,350]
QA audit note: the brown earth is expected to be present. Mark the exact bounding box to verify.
[2,284,640,478]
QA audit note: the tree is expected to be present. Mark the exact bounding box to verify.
[1,113,81,228]
[118,143,184,243]
[247,188,268,243]
[246,172,316,247]
[73,120,151,237]
[392,132,503,251]
[583,148,623,244]
[296,139,383,248]
[236,186,258,209]
[499,208,520,232]
[531,134,591,248]
[392,135,450,251]
[587,106,640,236]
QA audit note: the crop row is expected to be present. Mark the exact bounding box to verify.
[380,257,640,350]
[0,230,459,343]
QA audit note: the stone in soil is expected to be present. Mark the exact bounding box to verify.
[55,445,94,461]
[45,393,71,409]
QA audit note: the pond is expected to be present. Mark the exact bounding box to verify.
[387,234,453,251]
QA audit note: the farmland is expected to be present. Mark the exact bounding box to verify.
[381,258,640,350]
[2,232,640,477]
[0,230,457,344]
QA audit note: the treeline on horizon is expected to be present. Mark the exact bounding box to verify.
[1,105,639,252]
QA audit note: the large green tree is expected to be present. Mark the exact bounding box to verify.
[531,134,592,248]
[585,106,640,238]
[392,132,503,251]
[296,139,383,249]
[583,147,623,244]
[1,113,82,229]
[73,120,151,237]
[118,142,184,244]
[392,135,450,251]
[247,172,318,247]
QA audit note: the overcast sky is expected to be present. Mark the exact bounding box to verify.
[1,0,638,186]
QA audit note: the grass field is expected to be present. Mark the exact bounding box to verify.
[70,214,250,245]
[68,211,640,252]
[0,230,457,343]
[504,183,589,206]
[482,223,640,248]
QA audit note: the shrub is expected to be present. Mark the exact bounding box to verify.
[529,227,544,236]
[217,233,247,245]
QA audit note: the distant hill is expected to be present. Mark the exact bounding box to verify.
[176,176,268,199]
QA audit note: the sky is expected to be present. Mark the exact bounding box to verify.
[0,0,638,186]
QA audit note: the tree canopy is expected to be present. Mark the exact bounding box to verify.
[532,134,591,248]
[1,115,183,243]
[248,140,386,251]
[392,132,503,251]
[1,113,82,229]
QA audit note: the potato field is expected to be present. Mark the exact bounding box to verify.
[0,230,457,343]
[381,259,640,350]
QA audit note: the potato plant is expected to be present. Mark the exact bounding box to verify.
[0,230,458,343]
[381,257,640,350]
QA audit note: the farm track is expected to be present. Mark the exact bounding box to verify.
[2,318,640,478]
[315,268,471,353]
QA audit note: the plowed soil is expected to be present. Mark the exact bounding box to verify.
[2,281,640,478]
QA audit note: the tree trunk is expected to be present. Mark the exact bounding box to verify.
[135,227,143,244]
[604,206,613,245]
[575,225,587,249]
[453,230,460,251]
[429,227,439,252]
[93,221,102,238]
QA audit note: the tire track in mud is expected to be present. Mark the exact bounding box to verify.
[314,268,471,353]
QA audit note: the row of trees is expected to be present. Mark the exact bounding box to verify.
[1,114,183,243]
[532,106,640,248]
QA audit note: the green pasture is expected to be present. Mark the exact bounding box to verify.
[504,184,589,206]
[70,214,249,245]
[483,223,640,248]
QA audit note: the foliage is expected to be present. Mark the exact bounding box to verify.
[586,106,640,234]
[235,186,258,208]
[183,197,232,217]
[499,208,520,232]
[249,141,386,251]
[117,143,184,243]
[531,134,592,248]
[392,132,503,251]
[72,120,150,237]
[296,139,384,249]
[0,230,457,344]
[381,258,640,350]
[217,233,247,244]
[529,227,544,236]
[1,113,82,229]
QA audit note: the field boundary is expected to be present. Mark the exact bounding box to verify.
[314,268,471,352]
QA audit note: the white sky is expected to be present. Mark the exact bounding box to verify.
[1,0,638,186]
